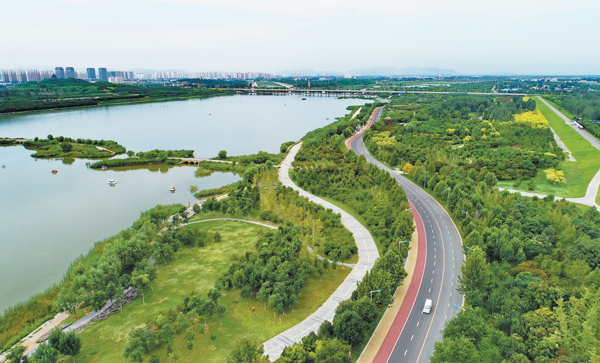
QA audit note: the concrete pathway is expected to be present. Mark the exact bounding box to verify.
[262,142,379,361]
[498,186,600,209]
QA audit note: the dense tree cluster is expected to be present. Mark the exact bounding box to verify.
[292,138,414,255]
[366,95,600,362]
[367,96,563,182]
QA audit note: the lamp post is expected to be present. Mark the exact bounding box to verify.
[453,304,465,311]
[399,240,408,253]
[421,170,427,188]
[444,186,451,200]
[460,210,468,218]
[370,290,381,301]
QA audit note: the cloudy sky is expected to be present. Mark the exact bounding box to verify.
[2,0,599,75]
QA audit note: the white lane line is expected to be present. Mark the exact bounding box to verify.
[450,292,452,297]
[433,270,435,274]
[404,350,408,356]
[431,279,433,283]
[434,262,436,266]
[428,288,431,292]
[411,335,414,341]
[417,321,419,327]
[445,315,447,320]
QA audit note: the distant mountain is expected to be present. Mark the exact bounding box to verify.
[346,66,458,76]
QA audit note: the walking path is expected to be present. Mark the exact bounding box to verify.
[262,142,379,361]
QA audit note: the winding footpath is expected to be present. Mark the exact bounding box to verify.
[262,142,379,361]
[350,108,464,363]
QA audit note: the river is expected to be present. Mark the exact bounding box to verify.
[0,95,361,312]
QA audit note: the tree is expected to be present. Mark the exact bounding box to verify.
[185,332,195,358]
[60,143,72,153]
[213,232,222,242]
[210,333,217,348]
[131,273,150,304]
[90,290,106,312]
[162,244,175,268]
[6,345,26,363]
[458,246,491,307]
[48,328,64,350]
[149,356,159,363]
[217,304,226,325]
[313,338,351,363]
[333,310,365,347]
[218,150,227,160]
[32,342,59,363]
[127,150,135,157]
[58,332,82,363]
[227,339,268,363]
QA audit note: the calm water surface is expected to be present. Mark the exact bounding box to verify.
[0,95,361,311]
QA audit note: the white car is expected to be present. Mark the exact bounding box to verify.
[422,299,433,314]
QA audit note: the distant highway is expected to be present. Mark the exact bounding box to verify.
[350,108,464,363]
[233,88,531,96]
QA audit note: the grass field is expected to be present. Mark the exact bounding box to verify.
[497,98,600,198]
[255,81,286,88]
[76,220,350,363]
[25,142,114,159]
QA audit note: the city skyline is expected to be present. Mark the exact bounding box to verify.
[2,0,599,75]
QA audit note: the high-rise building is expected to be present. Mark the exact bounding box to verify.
[55,67,65,79]
[98,68,108,81]
[86,68,96,80]
[65,67,75,79]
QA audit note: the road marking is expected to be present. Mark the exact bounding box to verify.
[450,292,452,297]
[428,288,431,292]
[431,279,433,283]
[433,270,435,274]
[411,335,414,341]
[404,350,408,356]
[434,262,436,266]
[445,315,447,320]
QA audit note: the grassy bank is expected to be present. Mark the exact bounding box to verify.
[497,98,600,198]
[76,220,350,363]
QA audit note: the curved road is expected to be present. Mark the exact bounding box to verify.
[350,108,464,363]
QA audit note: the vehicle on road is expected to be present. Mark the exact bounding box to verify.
[423,299,433,314]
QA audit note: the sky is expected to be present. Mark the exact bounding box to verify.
[2,0,599,75]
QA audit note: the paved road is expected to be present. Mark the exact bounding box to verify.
[350,108,464,363]
[538,96,600,151]
[262,142,379,361]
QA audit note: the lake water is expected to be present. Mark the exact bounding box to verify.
[0,95,361,312]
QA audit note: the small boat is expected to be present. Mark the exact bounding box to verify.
[302,98,306,100]
[170,186,176,192]
[108,179,116,185]
[51,169,58,174]
[101,165,107,170]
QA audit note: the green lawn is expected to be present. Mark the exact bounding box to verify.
[497,98,600,198]
[76,220,350,363]
[25,142,114,159]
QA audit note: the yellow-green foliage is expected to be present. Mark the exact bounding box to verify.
[372,131,398,149]
[544,168,567,184]
[464,135,473,144]
[446,129,455,136]
[514,109,549,129]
